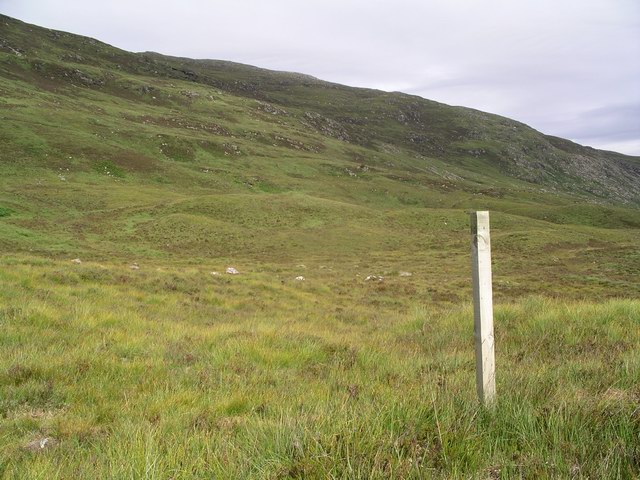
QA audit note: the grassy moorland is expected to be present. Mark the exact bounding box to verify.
[0,257,638,478]
[0,14,639,479]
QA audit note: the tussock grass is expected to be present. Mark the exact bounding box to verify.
[0,259,638,478]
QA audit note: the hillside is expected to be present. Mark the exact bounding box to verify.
[1,14,640,298]
[3,14,640,202]
[0,14,639,478]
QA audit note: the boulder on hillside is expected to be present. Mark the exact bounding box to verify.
[365,275,384,282]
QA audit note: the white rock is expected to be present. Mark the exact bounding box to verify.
[365,275,384,282]
[71,258,82,264]
[210,271,221,276]
[399,271,413,277]
[25,437,57,452]
[130,263,140,270]
[295,276,305,281]
[226,267,239,275]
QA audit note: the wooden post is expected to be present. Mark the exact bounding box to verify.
[470,211,496,405]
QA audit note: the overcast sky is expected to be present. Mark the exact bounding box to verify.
[2,0,639,155]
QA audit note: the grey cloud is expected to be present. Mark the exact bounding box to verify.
[555,104,640,141]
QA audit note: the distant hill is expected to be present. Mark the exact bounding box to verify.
[1,13,639,280]
[1,13,639,205]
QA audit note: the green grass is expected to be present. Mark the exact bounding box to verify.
[0,258,638,478]
[1,13,639,478]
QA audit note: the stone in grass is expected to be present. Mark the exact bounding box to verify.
[210,271,221,276]
[365,275,384,282]
[24,437,57,452]
[295,276,305,281]
[130,262,140,270]
[71,258,82,264]
[399,271,413,277]
[226,267,239,275]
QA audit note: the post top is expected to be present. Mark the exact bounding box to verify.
[470,211,490,228]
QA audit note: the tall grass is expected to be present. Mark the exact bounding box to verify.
[1,259,638,478]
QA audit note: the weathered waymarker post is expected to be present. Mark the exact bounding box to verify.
[470,211,496,405]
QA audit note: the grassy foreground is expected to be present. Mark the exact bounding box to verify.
[0,256,638,478]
